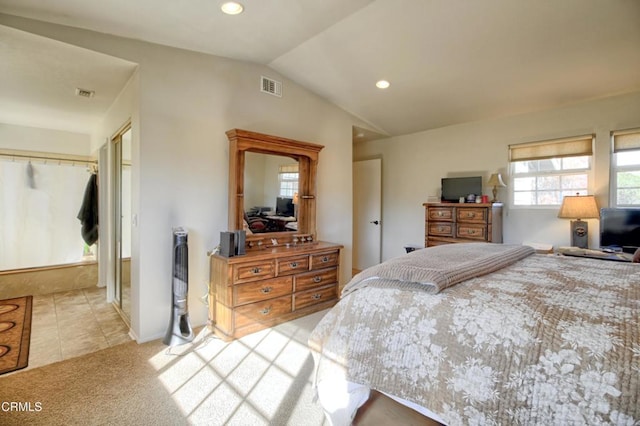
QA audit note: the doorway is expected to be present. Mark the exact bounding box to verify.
[353,158,382,273]
[112,124,132,323]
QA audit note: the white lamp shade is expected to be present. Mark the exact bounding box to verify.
[488,173,506,187]
[558,195,599,219]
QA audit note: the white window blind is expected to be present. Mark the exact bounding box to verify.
[509,135,594,162]
[278,164,298,174]
[613,129,640,153]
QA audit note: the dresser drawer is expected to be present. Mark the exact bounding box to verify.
[456,223,487,240]
[210,242,343,340]
[294,285,337,311]
[277,255,310,276]
[233,276,293,306]
[296,267,338,292]
[233,261,275,284]
[310,251,339,270]
[428,207,454,221]
[234,295,292,329]
[426,238,452,247]
[457,207,487,223]
[428,222,454,237]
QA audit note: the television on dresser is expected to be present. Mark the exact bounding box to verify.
[599,208,640,253]
[441,176,483,202]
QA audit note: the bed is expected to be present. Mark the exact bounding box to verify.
[308,243,639,425]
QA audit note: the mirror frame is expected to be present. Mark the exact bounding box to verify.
[226,129,324,247]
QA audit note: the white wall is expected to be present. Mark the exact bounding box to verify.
[92,71,139,324]
[355,91,640,261]
[244,152,268,209]
[0,123,90,154]
[1,15,354,342]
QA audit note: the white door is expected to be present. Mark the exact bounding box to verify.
[353,159,382,271]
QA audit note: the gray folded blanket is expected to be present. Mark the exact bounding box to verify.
[343,243,535,295]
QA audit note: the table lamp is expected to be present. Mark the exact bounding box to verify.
[557,194,599,248]
[487,173,506,203]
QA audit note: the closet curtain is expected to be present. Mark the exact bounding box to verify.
[0,160,89,270]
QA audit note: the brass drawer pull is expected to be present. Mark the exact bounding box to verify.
[467,229,477,234]
[321,256,329,263]
[252,267,262,274]
[260,286,273,294]
[438,226,446,232]
[259,306,271,315]
[437,211,443,217]
[290,262,298,268]
[313,276,322,283]
[467,212,474,218]
[312,293,322,300]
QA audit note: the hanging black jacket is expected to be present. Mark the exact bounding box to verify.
[77,173,99,245]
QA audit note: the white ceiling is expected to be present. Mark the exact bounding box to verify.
[0,25,137,134]
[1,0,640,140]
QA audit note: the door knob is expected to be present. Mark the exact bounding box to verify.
[370,220,380,225]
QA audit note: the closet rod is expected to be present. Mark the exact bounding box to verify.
[0,148,96,165]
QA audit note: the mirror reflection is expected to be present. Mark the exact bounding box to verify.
[113,125,131,323]
[244,152,299,233]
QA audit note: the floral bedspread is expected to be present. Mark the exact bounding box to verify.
[309,249,640,425]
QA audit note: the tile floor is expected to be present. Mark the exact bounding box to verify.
[27,286,132,370]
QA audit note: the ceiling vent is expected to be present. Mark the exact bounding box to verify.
[75,88,95,98]
[260,76,282,97]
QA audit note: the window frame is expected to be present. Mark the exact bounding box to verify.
[278,163,299,198]
[610,128,640,207]
[508,135,594,209]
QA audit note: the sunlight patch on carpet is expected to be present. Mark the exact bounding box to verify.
[247,364,295,416]
[146,315,325,425]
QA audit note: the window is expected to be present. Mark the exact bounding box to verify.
[509,135,593,206]
[278,163,298,198]
[611,129,640,206]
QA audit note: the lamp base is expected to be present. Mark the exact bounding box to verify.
[570,219,588,248]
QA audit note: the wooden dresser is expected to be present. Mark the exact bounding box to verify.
[209,241,342,340]
[423,202,503,247]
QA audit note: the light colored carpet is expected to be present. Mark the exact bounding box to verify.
[0,310,330,426]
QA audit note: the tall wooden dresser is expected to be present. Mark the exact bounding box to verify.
[423,202,503,247]
[209,241,342,340]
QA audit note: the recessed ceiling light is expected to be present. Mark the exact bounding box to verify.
[375,80,390,89]
[221,2,244,15]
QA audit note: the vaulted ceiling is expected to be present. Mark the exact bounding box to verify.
[1,0,640,139]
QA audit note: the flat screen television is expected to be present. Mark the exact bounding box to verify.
[276,196,294,217]
[599,208,640,253]
[441,176,483,202]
